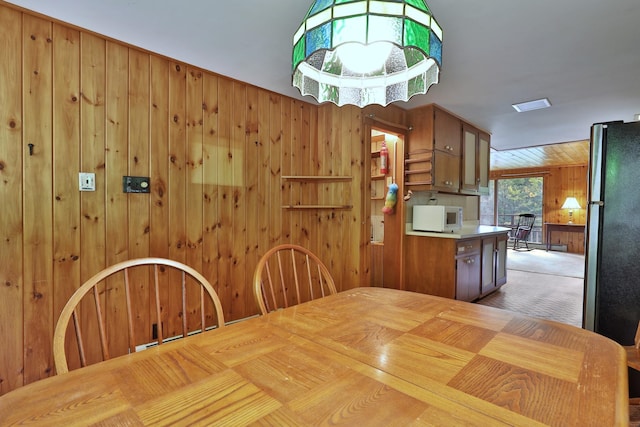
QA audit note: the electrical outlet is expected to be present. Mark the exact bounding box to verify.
[79,172,95,191]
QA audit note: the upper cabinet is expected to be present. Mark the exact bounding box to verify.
[461,124,491,195]
[405,104,490,195]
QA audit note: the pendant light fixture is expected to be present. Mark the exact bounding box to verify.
[292,0,443,108]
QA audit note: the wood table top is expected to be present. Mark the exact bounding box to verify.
[0,287,628,426]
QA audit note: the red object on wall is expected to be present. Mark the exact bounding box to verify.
[380,141,389,175]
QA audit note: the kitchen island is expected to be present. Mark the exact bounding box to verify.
[402,224,511,301]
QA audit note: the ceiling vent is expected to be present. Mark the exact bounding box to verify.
[512,98,551,112]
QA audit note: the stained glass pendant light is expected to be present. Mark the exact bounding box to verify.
[292,0,443,108]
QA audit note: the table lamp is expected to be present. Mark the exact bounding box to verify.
[561,197,581,224]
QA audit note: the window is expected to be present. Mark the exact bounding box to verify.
[481,177,543,243]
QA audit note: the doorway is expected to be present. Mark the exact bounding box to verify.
[367,121,407,288]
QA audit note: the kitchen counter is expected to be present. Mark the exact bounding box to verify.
[406,223,511,239]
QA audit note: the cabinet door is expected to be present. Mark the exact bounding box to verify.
[434,107,461,155]
[495,233,508,286]
[481,237,496,293]
[456,253,480,302]
[433,151,460,192]
[478,132,490,195]
[461,126,478,193]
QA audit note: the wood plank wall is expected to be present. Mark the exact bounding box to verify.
[491,164,588,254]
[0,3,408,394]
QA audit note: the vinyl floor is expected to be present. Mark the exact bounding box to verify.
[475,248,585,328]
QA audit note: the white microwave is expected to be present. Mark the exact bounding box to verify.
[412,205,463,233]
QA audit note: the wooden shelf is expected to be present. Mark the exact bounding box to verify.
[281,176,352,182]
[405,169,432,175]
[371,196,385,201]
[371,174,386,181]
[282,205,353,210]
[405,181,434,186]
[371,150,381,158]
[405,157,432,165]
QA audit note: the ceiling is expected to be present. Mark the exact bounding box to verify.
[490,140,589,171]
[6,0,640,163]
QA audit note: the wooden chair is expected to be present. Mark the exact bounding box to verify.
[625,322,640,426]
[512,213,536,250]
[253,244,337,315]
[53,257,225,374]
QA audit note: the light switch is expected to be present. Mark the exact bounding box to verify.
[79,172,95,191]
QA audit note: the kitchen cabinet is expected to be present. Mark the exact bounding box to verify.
[495,232,508,287]
[405,105,461,193]
[455,240,482,302]
[405,104,490,195]
[403,230,508,301]
[481,233,507,295]
[478,132,490,195]
[461,124,491,195]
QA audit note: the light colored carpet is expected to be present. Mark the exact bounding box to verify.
[476,249,584,327]
[506,249,584,278]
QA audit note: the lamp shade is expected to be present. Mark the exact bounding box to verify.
[561,197,581,210]
[292,0,443,107]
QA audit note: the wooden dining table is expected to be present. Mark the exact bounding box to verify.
[0,287,628,426]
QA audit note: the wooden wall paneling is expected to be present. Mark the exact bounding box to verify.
[148,56,171,334]
[251,89,272,316]
[104,41,130,353]
[278,99,293,304]
[306,105,320,264]
[268,94,283,249]
[52,23,82,371]
[300,102,315,251]
[272,97,288,244]
[255,89,270,276]
[127,49,152,341]
[345,106,363,288]
[320,104,336,274]
[244,86,260,316]
[286,101,303,247]
[345,108,371,287]
[167,61,187,337]
[79,32,107,366]
[363,119,374,287]
[22,14,54,383]
[231,81,247,318]
[148,56,170,258]
[330,105,346,290]
[216,77,233,320]
[0,5,24,393]
[185,67,205,328]
[201,73,219,310]
[545,165,587,253]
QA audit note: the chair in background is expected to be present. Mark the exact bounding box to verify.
[253,244,337,315]
[53,257,225,374]
[511,213,536,250]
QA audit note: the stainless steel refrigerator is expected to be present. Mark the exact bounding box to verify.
[584,120,640,394]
